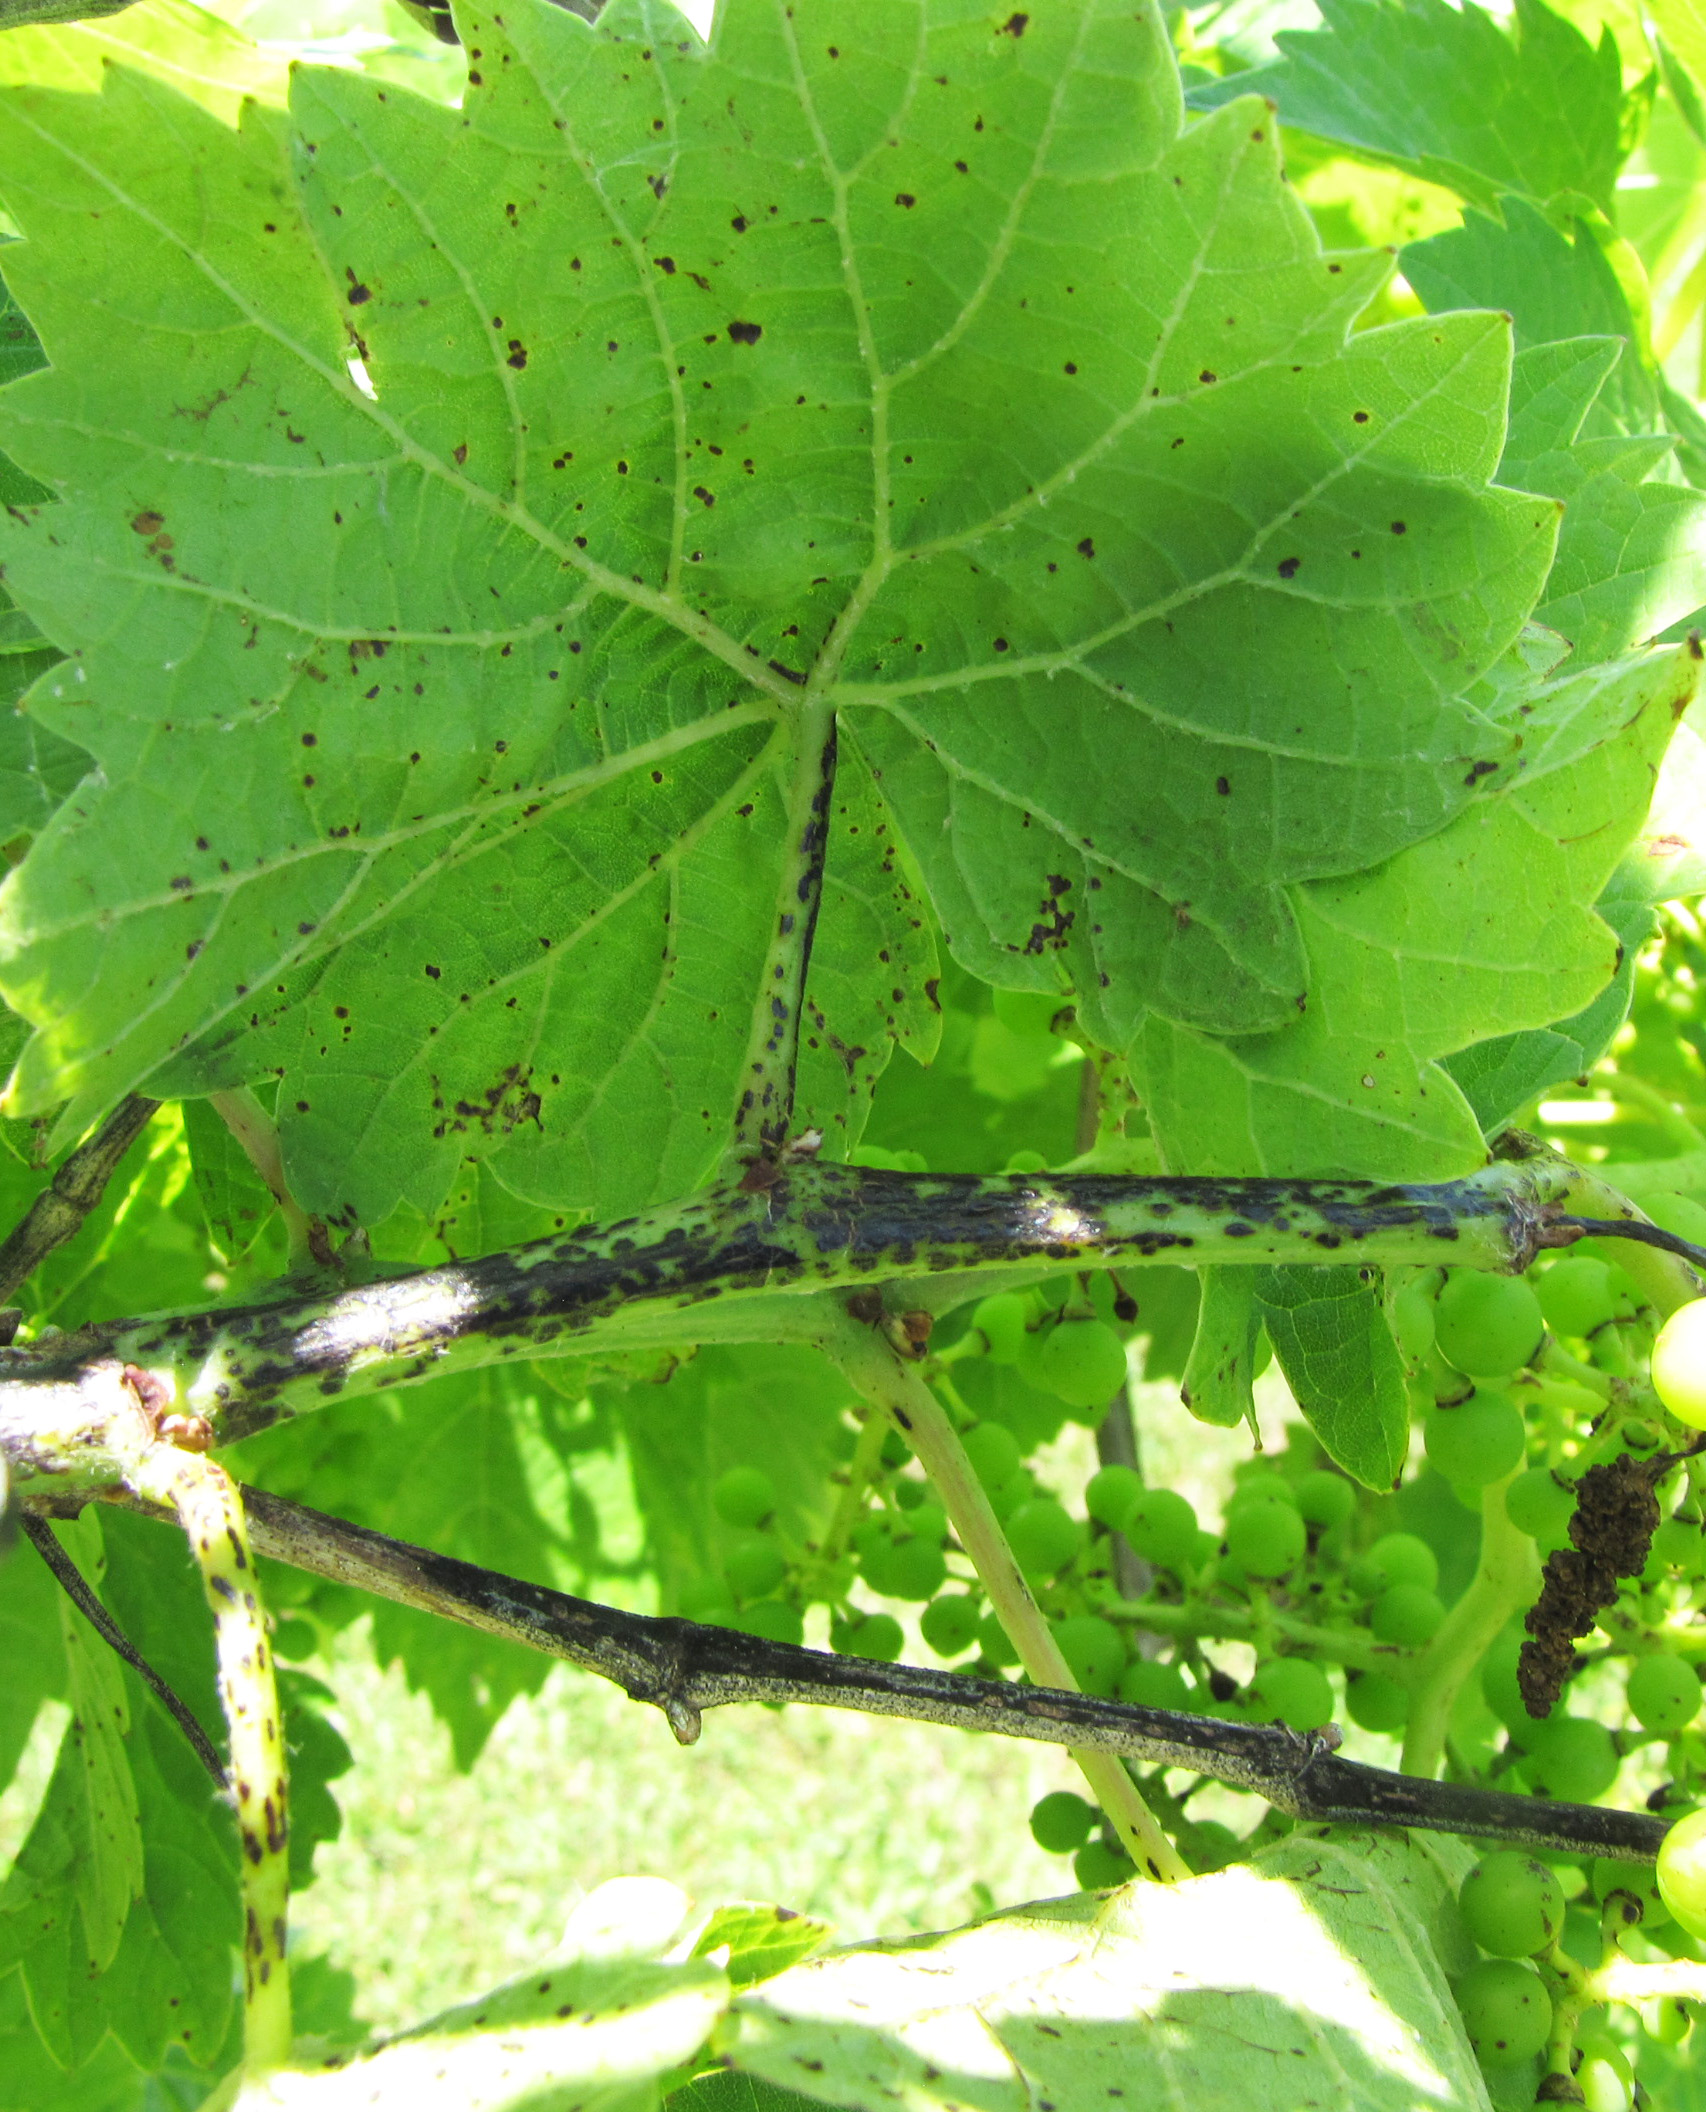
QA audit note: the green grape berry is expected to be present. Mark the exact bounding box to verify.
[271,1615,318,1663]
[861,1534,946,1602]
[1117,1658,1190,1710]
[1519,1715,1619,1803]
[1124,1489,1200,1572]
[1030,1790,1095,1854]
[1457,1851,1564,1957]
[725,1533,787,1601]
[1480,1634,1532,1735]
[843,1613,904,1662]
[712,1465,777,1529]
[1652,1300,1706,1431]
[1295,1470,1355,1529]
[1053,1615,1127,1697]
[905,1502,949,1547]
[1537,1257,1618,1340]
[920,1593,981,1657]
[1454,1958,1553,2069]
[1591,1857,1671,1931]
[1658,1809,1706,1938]
[972,1292,1032,1365]
[1423,1389,1526,1489]
[1178,1821,1241,1874]
[1247,1656,1335,1731]
[1224,1500,1306,1578]
[1627,1652,1702,1735]
[1648,1514,1706,1580]
[1371,1583,1445,1646]
[1435,1270,1544,1379]
[1073,1839,1136,1890]
[962,1422,1024,1490]
[1006,1498,1082,1579]
[1345,1670,1410,1734]
[1504,1467,1575,1546]
[738,1599,804,1646]
[1349,1532,1439,1599]
[678,1575,738,1625]
[1085,1464,1143,1532]
[976,1609,1019,1668]
[1032,1318,1128,1412]
[1392,1279,1437,1363]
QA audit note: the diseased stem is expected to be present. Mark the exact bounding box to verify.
[1400,1467,1540,1780]
[0,1094,158,1306]
[2,1155,1588,1492]
[129,1449,290,2073]
[722,697,838,1173]
[821,1305,1191,1883]
[210,1089,327,1272]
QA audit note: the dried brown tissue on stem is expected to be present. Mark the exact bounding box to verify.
[185,1483,1669,1866]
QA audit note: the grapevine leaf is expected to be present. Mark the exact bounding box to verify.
[615,1345,854,1616]
[692,1905,833,1991]
[728,1827,1492,2112]
[669,2076,832,2112]
[0,1505,67,1790]
[0,649,89,845]
[1401,195,1660,434]
[0,0,1559,1224]
[182,1096,278,1264]
[1493,340,1706,661]
[1253,1267,1410,1487]
[56,1520,143,1976]
[1180,1266,1264,1431]
[0,0,291,117]
[1129,644,1696,1183]
[1188,0,1624,216]
[235,1878,729,2112]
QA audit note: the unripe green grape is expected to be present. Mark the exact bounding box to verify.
[905,1502,949,1547]
[1029,1789,1096,1853]
[725,1533,787,1600]
[739,1599,804,1646]
[1627,1652,1702,1734]
[1371,1583,1445,1646]
[1179,1821,1240,1874]
[712,1465,777,1529]
[1247,1656,1335,1731]
[271,1615,318,1663]
[1118,1658,1189,1710]
[1032,1318,1128,1411]
[1537,1257,1617,1340]
[678,1575,738,1625]
[1073,1839,1135,1890]
[1349,1532,1439,1600]
[1228,1470,1300,1512]
[1053,1614,1126,1697]
[1454,1957,1552,2068]
[1085,1464,1143,1532]
[1345,1670,1410,1734]
[1652,1300,1706,1431]
[1519,1715,1619,1802]
[1295,1470,1355,1529]
[881,1428,911,1467]
[1457,1851,1564,1957]
[1225,1501,1306,1578]
[1650,1996,1693,2044]
[1658,1809,1706,1937]
[992,1470,1036,1520]
[920,1593,980,1658]
[1575,2039,1634,2112]
[1481,1634,1532,1735]
[1648,1514,1706,1580]
[961,1422,1024,1490]
[972,1292,1032,1365]
[1124,1489,1200,1572]
[843,1612,903,1661]
[1435,1270,1544,1378]
[1423,1389,1526,1488]
[1504,1466,1574,1546]
[861,1535,946,1602]
[1006,1498,1082,1578]
[1591,1857,1671,1931]
[976,1609,1019,1668]
[1392,1279,1437,1363]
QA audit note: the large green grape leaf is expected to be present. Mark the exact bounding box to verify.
[0,0,290,116]
[1130,643,1696,1183]
[730,1828,1490,2112]
[0,0,1558,1226]
[1189,0,1624,216]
